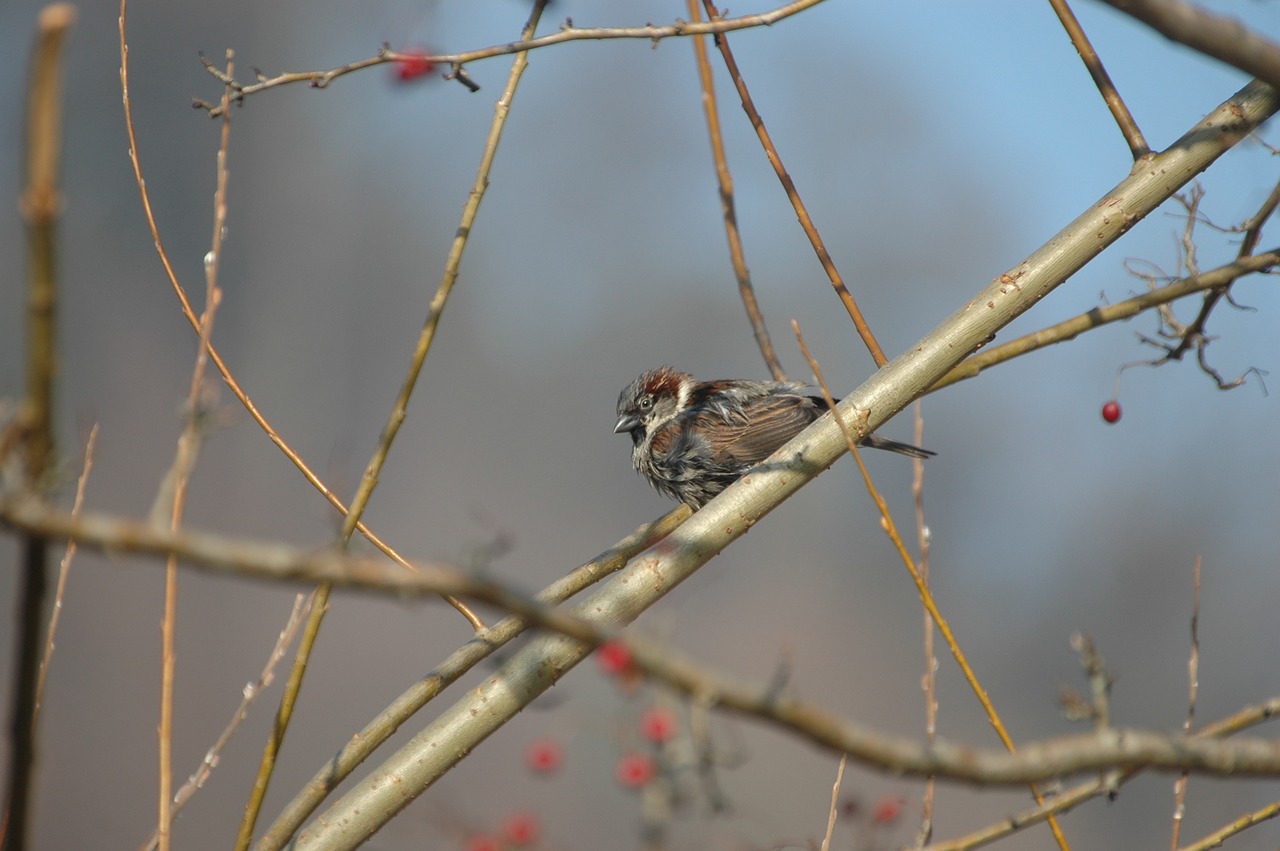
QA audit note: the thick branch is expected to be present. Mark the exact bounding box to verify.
[1099,0,1280,90]
[280,80,1280,851]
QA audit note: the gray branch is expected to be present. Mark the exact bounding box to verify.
[278,79,1280,851]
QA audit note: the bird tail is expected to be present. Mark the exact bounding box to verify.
[858,434,935,459]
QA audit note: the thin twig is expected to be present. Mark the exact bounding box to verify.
[703,0,887,367]
[33,425,98,724]
[686,0,785,380]
[1048,0,1149,159]
[137,594,312,851]
[194,0,827,116]
[236,4,550,846]
[819,755,846,851]
[1177,800,1280,851]
[6,8,76,850]
[117,0,480,629]
[912,399,938,847]
[1161,181,1280,381]
[157,48,235,851]
[794,323,1071,850]
[928,250,1278,392]
[1169,556,1202,849]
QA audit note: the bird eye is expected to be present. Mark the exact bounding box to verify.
[638,395,653,410]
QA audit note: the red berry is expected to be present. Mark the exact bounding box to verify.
[1101,400,1122,423]
[501,810,541,845]
[615,752,656,788]
[871,794,905,825]
[638,706,677,743]
[596,640,634,676]
[524,737,563,774]
[393,49,435,82]
[464,834,500,851]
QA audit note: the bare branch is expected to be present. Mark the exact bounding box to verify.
[930,250,1278,392]
[195,0,827,117]
[1050,0,1149,158]
[1099,0,1280,91]
[687,0,786,380]
[272,79,1280,850]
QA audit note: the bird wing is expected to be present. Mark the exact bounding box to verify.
[692,393,824,468]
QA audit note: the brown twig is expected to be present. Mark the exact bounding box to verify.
[137,594,312,851]
[117,0,481,629]
[1112,187,1275,391]
[1098,0,1280,91]
[703,0,887,367]
[193,0,827,116]
[5,8,75,850]
[1159,180,1280,385]
[235,3,550,846]
[794,324,1070,849]
[1048,0,1149,159]
[156,48,235,851]
[686,0,786,380]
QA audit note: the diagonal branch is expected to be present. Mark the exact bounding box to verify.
[277,77,1280,851]
[1098,0,1280,90]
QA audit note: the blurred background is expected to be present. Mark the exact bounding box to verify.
[1,0,1278,848]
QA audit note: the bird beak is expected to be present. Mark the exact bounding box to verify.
[614,414,639,434]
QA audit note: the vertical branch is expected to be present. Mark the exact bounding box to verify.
[912,400,938,845]
[701,0,888,367]
[4,7,76,851]
[686,0,786,380]
[156,49,234,851]
[1169,556,1202,849]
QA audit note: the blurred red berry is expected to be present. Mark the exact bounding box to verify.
[871,794,905,825]
[501,810,541,845]
[464,834,500,851]
[524,737,563,774]
[596,640,634,676]
[615,752,656,788]
[1101,400,1122,423]
[393,49,435,82]
[638,706,677,743]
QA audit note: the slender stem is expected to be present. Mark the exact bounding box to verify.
[687,0,786,380]
[238,2,550,846]
[701,0,887,366]
[1048,0,1149,159]
[5,9,75,850]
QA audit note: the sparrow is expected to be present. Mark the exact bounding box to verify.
[614,366,933,508]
